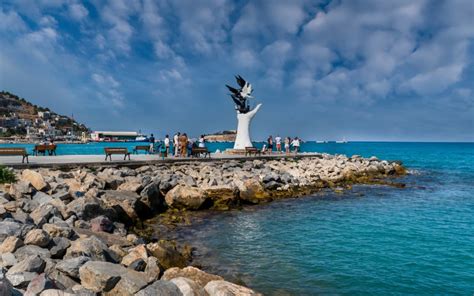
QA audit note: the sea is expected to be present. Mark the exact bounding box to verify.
[1,141,473,295]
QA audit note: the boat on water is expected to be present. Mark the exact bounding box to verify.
[336,138,348,143]
[90,131,148,142]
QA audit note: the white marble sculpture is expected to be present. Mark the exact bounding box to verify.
[226,75,262,150]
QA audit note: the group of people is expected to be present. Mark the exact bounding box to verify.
[263,135,301,154]
[147,133,206,157]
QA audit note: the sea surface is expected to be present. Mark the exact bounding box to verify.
[162,142,474,295]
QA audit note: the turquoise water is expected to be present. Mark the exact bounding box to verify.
[168,142,474,295]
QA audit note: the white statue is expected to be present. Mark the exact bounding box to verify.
[226,75,262,150]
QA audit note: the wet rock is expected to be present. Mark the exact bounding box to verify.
[0,237,24,253]
[204,280,260,296]
[55,257,90,279]
[146,242,187,270]
[78,261,124,292]
[134,280,182,296]
[165,185,209,210]
[64,236,110,262]
[24,229,51,248]
[238,178,270,204]
[170,277,206,296]
[22,170,48,191]
[161,266,223,288]
[25,273,56,296]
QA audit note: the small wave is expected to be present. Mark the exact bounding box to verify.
[408,169,423,175]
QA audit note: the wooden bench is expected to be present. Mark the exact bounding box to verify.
[104,148,131,161]
[191,147,211,158]
[133,145,150,154]
[33,144,57,156]
[245,146,261,156]
[0,147,29,163]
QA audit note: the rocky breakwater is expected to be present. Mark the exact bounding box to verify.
[0,154,405,295]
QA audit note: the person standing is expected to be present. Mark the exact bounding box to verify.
[275,135,282,153]
[179,133,188,157]
[148,134,155,154]
[284,137,290,154]
[291,137,300,154]
[164,134,170,157]
[198,135,206,148]
[267,135,273,154]
[174,132,180,157]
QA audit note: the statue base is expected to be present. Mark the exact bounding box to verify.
[233,103,262,150]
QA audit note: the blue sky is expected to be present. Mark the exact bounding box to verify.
[0,0,473,141]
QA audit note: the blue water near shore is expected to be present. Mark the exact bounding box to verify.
[169,142,474,295]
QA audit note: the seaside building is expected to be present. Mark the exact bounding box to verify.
[90,131,141,142]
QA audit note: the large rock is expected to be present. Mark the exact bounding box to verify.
[39,289,75,296]
[140,181,165,212]
[170,277,206,296]
[238,178,270,204]
[30,204,61,226]
[165,186,209,210]
[161,266,223,288]
[55,256,90,279]
[9,181,32,199]
[0,268,13,296]
[78,261,124,292]
[101,191,150,222]
[64,236,110,261]
[14,245,51,261]
[24,229,51,248]
[117,181,143,193]
[7,255,45,274]
[6,271,37,288]
[204,280,260,296]
[0,220,29,242]
[25,273,56,295]
[66,197,108,220]
[146,242,187,270]
[0,237,24,253]
[32,192,53,205]
[103,269,148,296]
[134,280,182,296]
[21,170,48,191]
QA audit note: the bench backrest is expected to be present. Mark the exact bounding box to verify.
[0,147,28,155]
[35,144,56,150]
[192,147,208,152]
[135,146,149,150]
[104,147,128,154]
[245,147,257,151]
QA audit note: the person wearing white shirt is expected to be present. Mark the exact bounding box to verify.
[198,135,206,148]
[164,135,170,156]
[291,137,300,153]
[173,132,180,157]
[275,135,282,153]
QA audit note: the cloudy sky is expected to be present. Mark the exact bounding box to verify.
[0,0,473,141]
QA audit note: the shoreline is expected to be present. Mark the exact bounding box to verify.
[0,153,406,295]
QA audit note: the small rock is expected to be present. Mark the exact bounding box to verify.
[24,229,51,248]
[42,224,74,239]
[144,257,161,282]
[121,244,147,267]
[50,237,71,259]
[6,271,37,288]
[32,192,53,205]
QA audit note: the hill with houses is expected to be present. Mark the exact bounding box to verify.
[0,91,89,140]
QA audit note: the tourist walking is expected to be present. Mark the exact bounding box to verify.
[148,134,155,153]
[267,135,273,154]
[174,132,180,157]
[275,135,282,153]
[179,133,188,157]
[284,137,290,154]
[291,137,300,153]
[164,134,170,157]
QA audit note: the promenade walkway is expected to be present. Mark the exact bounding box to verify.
[0,153,322,169]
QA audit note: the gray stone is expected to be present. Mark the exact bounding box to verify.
[140,182,165,212]
[204,280,260,296]
[134,280,182,296]
[52,191,71,201]
[55,257,90,279]
[0,220,26,242]
[47,270,78,291]
[182,176,196,187]
[24,229,51,248]
[39,289,75,296]
[6,271,37,288]
[164,186,209,210]
[14,245,51,261]
[144,257,160,283]
[30,204,61,226]
[104,269,148,295]
[78,261,124,292]
[32,192,53,205]
[64,236,110,262]
[101,190,148,222]
[170,277,206,296]
[0,237,24,253]
[65,197,106,221]
[0,267,13,296]
[50,237,71,259]
[1,253,17,268]
[161,266,222,288]
[7,255,45,274]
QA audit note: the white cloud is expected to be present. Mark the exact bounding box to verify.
[68,3,89,21]
[0,9,27,32]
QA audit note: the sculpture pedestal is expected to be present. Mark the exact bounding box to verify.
[233,104,262,149]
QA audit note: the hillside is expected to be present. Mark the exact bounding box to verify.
[204,130,236,142]
[0,91,89,139]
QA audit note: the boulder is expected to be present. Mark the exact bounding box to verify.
[22,170,48,191]
[0,268,13,296]
[101,191,150,222]
[165,185,209,210]
[7,255,45,274]
[47,269,79,291]
[140,181,165,212]
[66,197,108,221]
[55,257,90,279]
[64,236,110,262]
[78,261,124,292]
[30,204,61,226]
[134,280,182,296]
[90,215,114,233]
[204,280,260,296]
[170,277,206,296]
[103,269,148,296]
[0,237,24,253]
[117,182,143,193]
[146,242,187,270]
[24,229,51,248]
[161,266,223,288]
[25,273,56,296]
[238,178,270,204]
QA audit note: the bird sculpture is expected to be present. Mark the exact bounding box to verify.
[226,75,254,114]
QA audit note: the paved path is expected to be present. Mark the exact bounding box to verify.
[0,153,322,169]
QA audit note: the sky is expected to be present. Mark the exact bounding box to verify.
[0,0,473,141]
